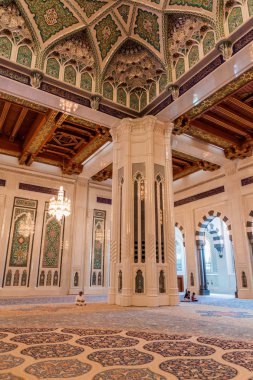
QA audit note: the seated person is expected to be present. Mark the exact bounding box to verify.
[75,291,86,306]
[191,292,198,302]
[183,290,191,301]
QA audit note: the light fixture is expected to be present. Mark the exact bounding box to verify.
[18,213,35,238]
[140,180,145,201]
[48,186,71,221]
[59,98,78,113]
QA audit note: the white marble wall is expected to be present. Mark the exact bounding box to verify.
[0,162,75,296]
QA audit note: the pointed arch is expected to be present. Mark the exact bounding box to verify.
[175,223,185,247]
[196,210,233,246]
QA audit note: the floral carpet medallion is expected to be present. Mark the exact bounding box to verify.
[21,343,84,359]
[0,328,56,334]
[25,359,91,378]
[88,348,154,367]
[0,333,8,339]
[0,374,24,380]
[196,310,253,318]
[144,341,215,357]
[0,355,24,370]
[11,332,72,345]
[126,331,191,341]
[197,337,253,350]
[0,342,18,354]
[76,335,139,349]
[61,328,121,336]
[222,351,253,371]
[159,358,238,379]
[92,368,167,379]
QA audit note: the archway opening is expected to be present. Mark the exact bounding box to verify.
[203,217,236,296]
[175,226,186,292]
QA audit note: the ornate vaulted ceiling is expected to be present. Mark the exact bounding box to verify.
[0,0,252,113]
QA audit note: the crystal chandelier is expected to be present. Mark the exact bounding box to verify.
[18,213,34,238]
[48,186,71,221]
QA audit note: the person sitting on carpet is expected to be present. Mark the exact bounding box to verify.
[183,290,191,301]
[75,291,86,306]
[191,292,198,302]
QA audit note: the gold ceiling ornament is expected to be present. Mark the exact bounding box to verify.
[18,213,35,238]
[48,186,71,221]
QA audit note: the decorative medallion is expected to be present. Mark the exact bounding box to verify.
[61,328,122,336]
[93,368,167,380]
[94,15,122,60]
[24,0,79,42]
[88,348,154,366]
[11,332,72,345]
[222,351,253,371]
[21,343,84,359]
[134,9,160,51]
[126,331,191,341]
[76,335,139,349]
[144,341,215,357]
[160,358,237,379]
[0,355,24,371]
[25,359,91,378]
[0,342,18,354]
[197,337,253,350]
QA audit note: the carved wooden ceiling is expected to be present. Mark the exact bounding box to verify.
[174,72,253,161]
[0,93,110,174]
[91,151,220,182]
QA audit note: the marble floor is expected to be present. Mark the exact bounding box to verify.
[0,295,253,379]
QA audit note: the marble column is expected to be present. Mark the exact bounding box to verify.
[197,241,210,296]
[69,177,88,294]
[109,116,179,307]
[224,163,253,299]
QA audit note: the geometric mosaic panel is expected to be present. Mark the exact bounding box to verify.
[37,202,64,287]
[3,198,37,287]
[90,209,106,287]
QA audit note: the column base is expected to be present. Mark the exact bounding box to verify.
[169,291,180,306]
[237,288,253,299]
[107,288,116,304]
[199,288,210,296]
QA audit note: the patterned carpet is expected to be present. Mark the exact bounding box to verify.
[0,296,253,379]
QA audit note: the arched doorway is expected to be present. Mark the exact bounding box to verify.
[175,224,186,292]
[196,211,237,296]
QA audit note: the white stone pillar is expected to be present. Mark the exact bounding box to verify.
[69,177,88,294]
[225,163,253,299]
[109,116,179,307]
[164,123,179,305]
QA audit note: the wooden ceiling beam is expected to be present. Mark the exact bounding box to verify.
[19,110,68,166]
[215,105,253,130]
[0,101,11,133]
[0,135,22,157]
[228,97,253,117]
[9,108,28,142]
[191,120,242,145]
[202,113,252,138]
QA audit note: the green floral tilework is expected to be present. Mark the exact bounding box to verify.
[95,15,122,60]
[134,9,160,52]
[24,0,79,42]
[75,0,107,18]
[117,4,130,24]
[169,0,213,12]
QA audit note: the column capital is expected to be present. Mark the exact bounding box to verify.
[165,122,174,135]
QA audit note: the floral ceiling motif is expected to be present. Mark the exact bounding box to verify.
[0,0,251,111]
